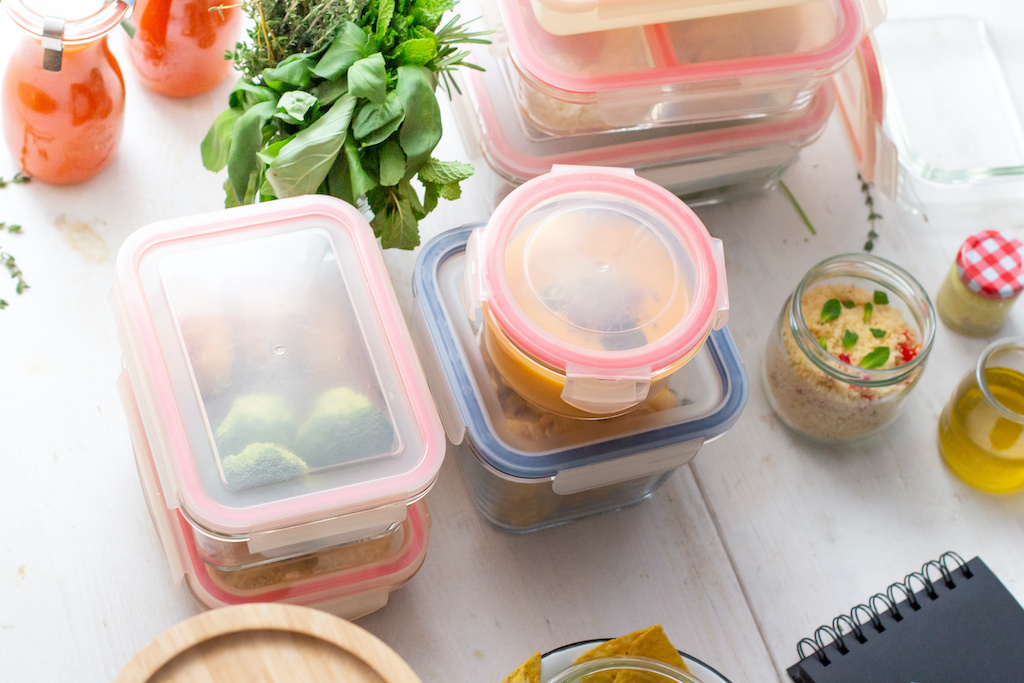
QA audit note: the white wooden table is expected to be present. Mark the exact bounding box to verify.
[2,3,1023,682]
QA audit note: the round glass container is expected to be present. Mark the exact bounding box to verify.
[763,253,935,443]
[935,231,1024,337]
[1,0,132,184]
[549,657,703,683]
[125,0,242,97]
[464,165,729,418]
[939,338,1024,494]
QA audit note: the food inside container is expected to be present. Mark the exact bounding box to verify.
[834,0,1024,214]
[450,46,835,206]
[528,0,818,36]
[490,0,877,134]
[763,254,936,443]
[502,626,732,682]
[463,166,729,418]
[112,195,445,605]
[412,226,746,532]
[120,367,431,617]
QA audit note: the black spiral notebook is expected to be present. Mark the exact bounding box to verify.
[787,552,1024,683]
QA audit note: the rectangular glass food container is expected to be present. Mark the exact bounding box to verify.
[119,372,431,618]
[411,226,747,533]
[451,49,834,207]
[834,0,1024,216]
[487,0,881,135]
[111,195,445,602]
[528,0,819,36]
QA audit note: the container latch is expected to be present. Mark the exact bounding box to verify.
[41,16,65,72]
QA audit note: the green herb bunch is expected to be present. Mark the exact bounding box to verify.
[202,0,487,249]
[0,171,30,310]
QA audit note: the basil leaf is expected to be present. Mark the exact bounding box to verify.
[201,107,242,171]
[348,53,388,105]
[874,290,889,305]
[352,91,406,145]
[227,100,279,203]
[863,302,873,322]
[378,137,407,187]
[262,53,316,91]
[265,94,357,198]
[870,328,887,338]
[842,300,855,309]
[313,79,349,107]
[276,91,318,124]
[314,22,370,80]
[370,185,419,250]
[842,330,858,351]
[860,347,890,369]
[396,65,442,176]
[229,80,277,109]
[343,136,378,198]
[821,298,841,323]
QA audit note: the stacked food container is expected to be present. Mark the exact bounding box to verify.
[412,167,747,532]
[452,0,885,204]
[112,196,445,617]
[452,0,884,202]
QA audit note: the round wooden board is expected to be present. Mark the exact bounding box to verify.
[114,603,423,683]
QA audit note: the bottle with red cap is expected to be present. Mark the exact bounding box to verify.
[936,230,1024,337]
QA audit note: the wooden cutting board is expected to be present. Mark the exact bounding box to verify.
[114,603,423,683]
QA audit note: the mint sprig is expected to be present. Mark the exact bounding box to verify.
[860,347,890,369]
[821,298,841,323]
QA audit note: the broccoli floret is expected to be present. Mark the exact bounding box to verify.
[221,443,308,490]
[214,394,296,457]
[295,387,395,468]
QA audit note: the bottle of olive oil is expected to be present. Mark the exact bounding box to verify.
[939,366,1024,493]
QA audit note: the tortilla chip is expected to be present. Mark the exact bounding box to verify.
[573,626,690,683]
[503,651,542,683]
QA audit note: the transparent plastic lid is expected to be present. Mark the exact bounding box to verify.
[466,166,728,386]
[454,49,836,183]
[113,196,445,538]
[498,0,870,95]
[413,227,747,480]
[529,0,820,36]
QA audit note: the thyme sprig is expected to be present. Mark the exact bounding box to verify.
[0,171,30,309]
[859,173,882,251]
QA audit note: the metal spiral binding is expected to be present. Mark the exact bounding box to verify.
[795,552,973,664]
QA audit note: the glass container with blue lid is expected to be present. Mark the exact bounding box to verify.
[411,226,747,532]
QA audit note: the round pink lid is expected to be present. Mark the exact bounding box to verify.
[468,166,729,381]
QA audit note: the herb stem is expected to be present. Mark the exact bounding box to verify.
[779,180,816,235]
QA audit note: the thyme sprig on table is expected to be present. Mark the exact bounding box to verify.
[203,0,488,249]
[859,173,882,251]
[0,172,31,310]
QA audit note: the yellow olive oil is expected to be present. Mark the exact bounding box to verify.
[939,366,1024,493]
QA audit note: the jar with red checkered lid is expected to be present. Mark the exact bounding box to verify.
[936,230,1024,337]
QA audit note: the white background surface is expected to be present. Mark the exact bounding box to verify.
[2,2,1023,682]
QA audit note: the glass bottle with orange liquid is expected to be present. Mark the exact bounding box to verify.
[2,0,133,184]
[939,339,1024,493]
[125,0,241,97]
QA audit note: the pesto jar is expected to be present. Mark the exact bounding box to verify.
[936,231,1024,337]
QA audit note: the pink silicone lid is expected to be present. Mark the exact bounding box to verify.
[499,0,865,94]
[472,166,728,377]
[114,196,445,537]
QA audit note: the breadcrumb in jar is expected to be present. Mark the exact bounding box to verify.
[764,283,923,441]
